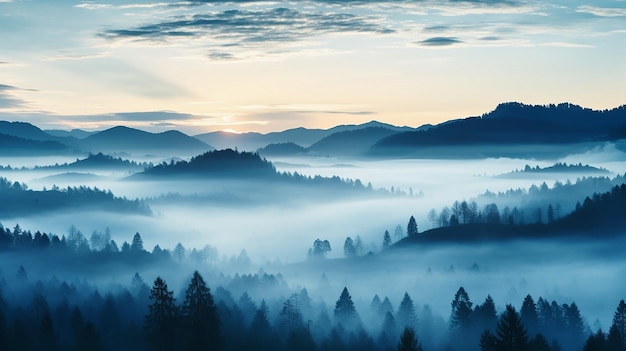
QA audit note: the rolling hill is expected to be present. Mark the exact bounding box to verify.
[370,103,626,158]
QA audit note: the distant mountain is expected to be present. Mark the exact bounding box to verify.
[45,128,95,139]
[0,133,69,155]
[0,121,58,141]
[80,126,212,154]
[370,103,626,158]
[257,142,307,156]
[195,120,416,151]
[497,162,610,178]
[308,127,403,156]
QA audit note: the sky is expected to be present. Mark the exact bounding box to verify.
[1,0,625,134]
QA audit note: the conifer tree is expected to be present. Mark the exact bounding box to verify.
[398,327,423,351]
[144,277,178,351]
[407,216,418,237]
[397,292,418,331]
[181,271,220,351]
[450,287,473,332]
[334,287,360,329]
[383,230,392,249]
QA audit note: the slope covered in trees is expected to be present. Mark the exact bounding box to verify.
[393,183,626,246]
[370,103,626,158]
[0,177,150,218]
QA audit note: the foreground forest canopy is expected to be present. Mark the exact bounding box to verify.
[1,263,625,351]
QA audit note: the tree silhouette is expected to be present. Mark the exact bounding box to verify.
[407,216,418,237]
[343,237,357,258]
[398,327,423,351]
[144,277,178,351]
[181,271,220,351]
[311,239,331,259]
[612,299,626,347]
[450,287,473,332]
[130,232,144,252]
[334,287,360,329]
[520,295,538,335]
[495,305,528,351]
[397,292,418,331]
[383,230,392,249]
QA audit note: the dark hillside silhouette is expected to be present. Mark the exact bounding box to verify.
[133,149,276,179]
[0,177,150,217]
[371,102,626,157]
[36,152,151,172]
[392,184,626,247]
[496,162,610,178]
[0,133,68,155]
[256,142,307,156]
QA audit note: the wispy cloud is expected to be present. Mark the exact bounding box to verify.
[417,36,463,46]
[577,5,626,17]
[0,84,28,108]
[101,7,394,59]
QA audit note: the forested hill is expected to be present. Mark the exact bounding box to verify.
[393,184,626,246]
[370,103,626,157]
[131,149,277,179]
[0,177,151,218]
[34,152,150,171]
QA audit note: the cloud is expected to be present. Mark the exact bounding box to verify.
[417,36,462,46]
[101,7,394,59]
[576,5,626,17]
[75,111,196,122]
[0,84,27,108]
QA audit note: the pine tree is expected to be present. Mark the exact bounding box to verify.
[181,271,220,351]
[131,232,144,252]
[383,230,392,249]
[397,292,418,331]
[612,299,626,347]
[520,294,538,335]
[407,216,418,237]
[450,287,473,332]
[474,295,498,332]
[334,287,360,329]
[144,277,178,351]
[397,327,423,351]
[494,305,528,351]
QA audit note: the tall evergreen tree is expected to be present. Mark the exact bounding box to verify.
[144,277,178,351]
[450,287,473,332]
[612,299,626,347]
[407,216,418,237]
[520,295,538,335]
[398,327,423,351]
[181,271,220,351]
[397,293,418,331]
[130,232,144,252]
[383,230,392,249]
[334,287,360,329]
[474,295,498,333]
[494,305,529,351]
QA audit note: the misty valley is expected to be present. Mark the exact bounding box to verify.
[2,103,626,351]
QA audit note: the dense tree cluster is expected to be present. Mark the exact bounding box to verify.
[1,264,622,351]
[0,177,150,217]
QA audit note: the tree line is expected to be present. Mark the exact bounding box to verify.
[1,265,625,351]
